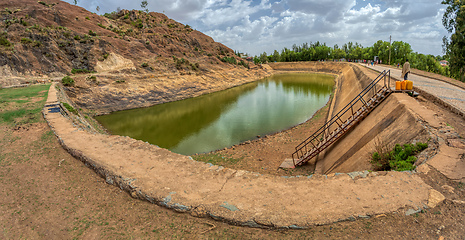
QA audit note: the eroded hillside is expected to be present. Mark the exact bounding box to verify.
[0,0,271,113]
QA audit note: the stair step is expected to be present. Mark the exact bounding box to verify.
[289,70,393,168]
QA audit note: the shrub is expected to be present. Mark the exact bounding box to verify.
[141,62,149,68]
[20,19,29,26]
[88,30,97,36]
[371,142,428,171]
[61,76,74,86]
[20,38,33,44]
[74,35,81,40]
[32,40,42,47]
[189,62,200,71]
[220,56,237,65]
[103,12,118,20]
[239,60,249,69]
[0,36,12,47]
[71,68,91,74]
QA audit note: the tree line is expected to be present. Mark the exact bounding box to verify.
[253,0,464,82]
[253,40,450,78]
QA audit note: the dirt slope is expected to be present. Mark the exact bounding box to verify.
[0,0,271,113]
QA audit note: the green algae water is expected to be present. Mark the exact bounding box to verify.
[96,73,334,155]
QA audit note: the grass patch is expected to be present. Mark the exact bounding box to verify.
[371,142,428,171]
[0,84,50,125]
[62,102,78,114]
[0,84,49,103]
[192,153,241,166]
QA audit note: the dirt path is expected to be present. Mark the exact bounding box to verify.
[363,63,465,116]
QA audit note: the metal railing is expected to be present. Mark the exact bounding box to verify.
[291,70,392,166]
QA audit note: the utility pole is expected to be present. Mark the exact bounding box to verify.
[389,35,391,66]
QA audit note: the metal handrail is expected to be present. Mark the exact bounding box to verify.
[291,70,391,166]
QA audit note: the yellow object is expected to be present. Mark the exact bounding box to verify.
[395,81,402,90]
[405,80,413,90]
[401,80,406,90]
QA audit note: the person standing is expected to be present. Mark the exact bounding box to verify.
[401,59,411,80]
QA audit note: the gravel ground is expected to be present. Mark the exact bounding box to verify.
[362,63,465,115]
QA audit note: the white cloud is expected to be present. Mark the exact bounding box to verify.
[65,0,448,56]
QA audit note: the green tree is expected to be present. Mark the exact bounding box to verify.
[391,41,412,65]
[332,45,346,60]
[442,0,465,81]
[259,52,268,63]
[141,0,149,13]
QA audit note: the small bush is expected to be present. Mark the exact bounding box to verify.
[371,142,428,171]
[191,62,200,71]
[61,76,74,86]
[71,68,91,74]
[0,37,12,47]
[20,38,33,44]
[31,24,41,30]
[88,30,97,36]
[220,56,237,65]
[20,19,29,26]
[239,60,249,69]
[85,16,90,20]
[32,40,42,47]
[97,23,107,29]
[141,62,149,68]
[74,35,81,40]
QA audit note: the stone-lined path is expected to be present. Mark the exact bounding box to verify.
[363,63,465,116]
[42,80,447,228]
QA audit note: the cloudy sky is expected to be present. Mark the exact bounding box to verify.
[65,0,449,57]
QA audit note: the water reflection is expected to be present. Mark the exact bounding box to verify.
[96,73,334,155]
